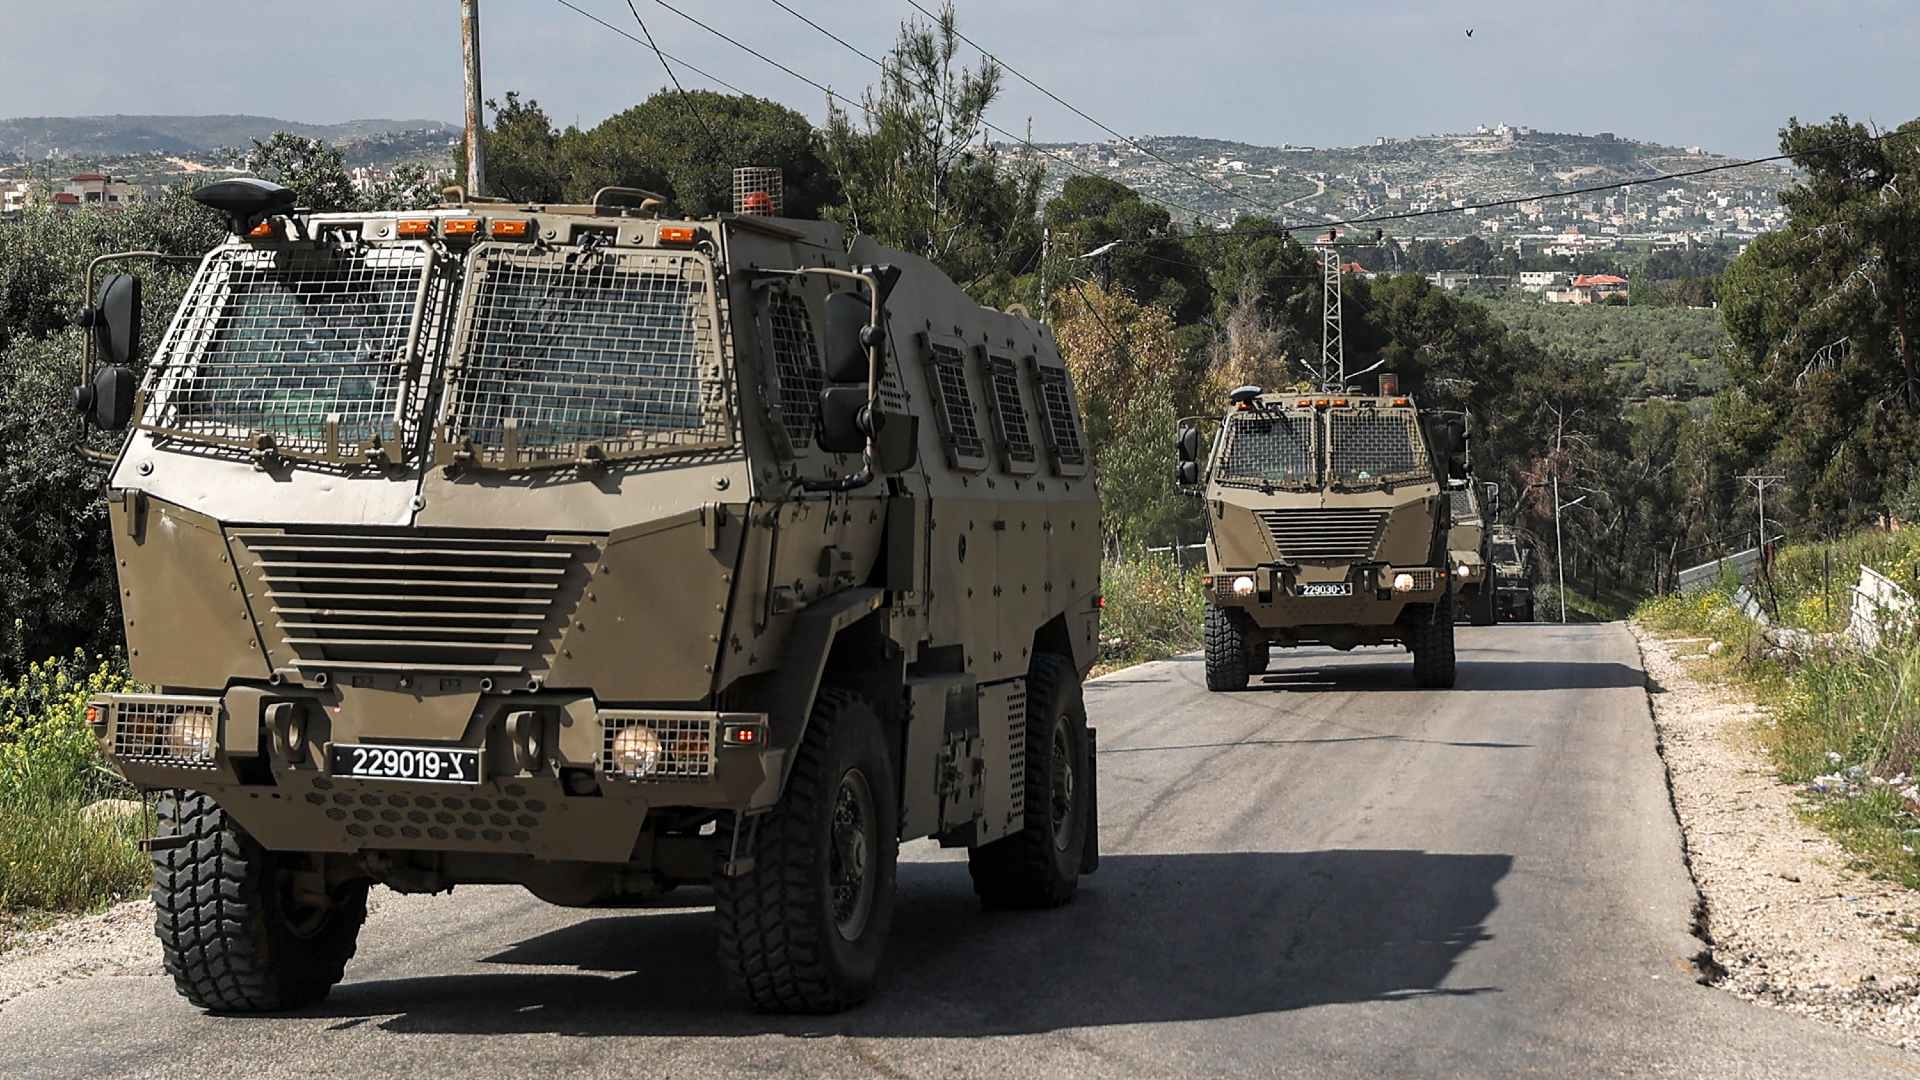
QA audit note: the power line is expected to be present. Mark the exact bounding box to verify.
[551,0,752,96]
[748,0,1223,224]
[900,0,1247,222]
[622,0,721,148]
[1122,126,1920,246]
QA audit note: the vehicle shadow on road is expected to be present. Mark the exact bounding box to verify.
[304,849,1510,1038]
[1238,660,1646,693]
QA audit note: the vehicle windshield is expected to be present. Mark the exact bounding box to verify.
[1492,541,1521,564]
[146,243,439,458]
[1215,412,1317,488]
[443,245,730,465]
[1449,489,1480,522]
[142,238,731,467]
[1327,409,1430,489]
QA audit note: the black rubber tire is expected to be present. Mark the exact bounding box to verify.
[1520,598,1535,623]
[1204,606,1251,692]
[1470,584,1497,627]
[1408,590,1459,689]
[715,688,899,1013]
[152,791,368,1013]
[968,653,1092,909]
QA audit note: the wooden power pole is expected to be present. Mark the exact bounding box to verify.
[461,0,487,198]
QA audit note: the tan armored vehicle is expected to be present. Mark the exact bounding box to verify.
[1489,525,1537,621]
[1175,376,1467,691]
[1446,481,1498,626]
[73,175,1102,1014]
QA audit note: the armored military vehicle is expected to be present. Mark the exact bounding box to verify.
[1447,481,1498,626]
[73,173,1102,1014]
[1489,525,1536,621]
[1175,375,1468,691]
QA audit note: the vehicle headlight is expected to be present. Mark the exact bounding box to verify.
[1455,564,1473,578]
[166,708,217,760]
[1232,575,1256,597]
[1392,572,1415,593]
[611,725,663,778]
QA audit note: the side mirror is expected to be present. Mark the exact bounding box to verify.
[92,273,142,367]
[817,386,870,454]
[73,364,137,431]
[822,291,875,384]
[1176,460,1200,487]
[1175,423,1202,463]
[869,410,919,474]
[1444,417,1470,481]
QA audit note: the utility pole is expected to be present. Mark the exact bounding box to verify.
[1739,474,1785,555]
[1553,474,1587,624]
[460,0,487,198]
[1038,225,1049,322]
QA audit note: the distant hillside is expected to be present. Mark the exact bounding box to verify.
[1017,127,1796,235]
[0,114,456,160]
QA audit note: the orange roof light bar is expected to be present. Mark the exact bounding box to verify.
[395,219,432,238]
[657,225,697,246]
[246,219,276,238]
[442,218,481,236]
[489,218,530,239]
[1391,397,1410,406]
[1314,398,1331,408]
[1331,398,1348,407]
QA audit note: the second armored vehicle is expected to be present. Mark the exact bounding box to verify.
[1177,377,1469,691]
[1489,525,1537,621]
[1447,482,1498,626]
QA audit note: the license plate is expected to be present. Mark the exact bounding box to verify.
[1297,582,1353,598]
[330,743,479,784]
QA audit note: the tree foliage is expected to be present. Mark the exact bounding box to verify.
[822,5,1042,295]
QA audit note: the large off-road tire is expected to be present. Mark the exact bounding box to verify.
[152,791,368,1013]
[1470,584,1497,627]
[1204,606,1252,692]
[1408,589,1459,689]
[968,653,1093,909]
[715,688,899,1013]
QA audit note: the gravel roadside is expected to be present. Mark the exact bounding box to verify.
[1634,624,1920,1051]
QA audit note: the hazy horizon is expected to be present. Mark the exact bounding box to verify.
[1,1,1913,159]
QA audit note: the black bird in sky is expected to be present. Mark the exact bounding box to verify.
[1466,28,1474,37]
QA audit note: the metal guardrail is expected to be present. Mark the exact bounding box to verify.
[1675,536,1786,592]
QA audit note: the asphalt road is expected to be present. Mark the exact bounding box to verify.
[6,623,1918,1078]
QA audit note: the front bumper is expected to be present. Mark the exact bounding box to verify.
[90,690,782,863]
[1207,565,1449,625]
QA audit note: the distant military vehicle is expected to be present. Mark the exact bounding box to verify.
[1489,525,1537,621]
[1447,481,1499,626]
[74,172,1103,1015]
[1176,374,1470,691]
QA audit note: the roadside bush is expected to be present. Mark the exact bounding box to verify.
[1099,557,1207,667]
[0,650,147,916]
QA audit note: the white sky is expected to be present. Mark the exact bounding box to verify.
[2,1,1914,157]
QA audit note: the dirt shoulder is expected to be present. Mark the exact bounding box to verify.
[0,898,159,1010]
[1633,625,1920,1050]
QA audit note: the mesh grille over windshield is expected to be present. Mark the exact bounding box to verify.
[1328,409,1428,487]
[1449,489,1479,521]
[445,246,727,464]
[149,244,435,456]
[1218,413,1316,487]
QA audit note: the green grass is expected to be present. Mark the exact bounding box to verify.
[1637,553,1920,890]
[0,651,148,936]
[1096,557,1208,673]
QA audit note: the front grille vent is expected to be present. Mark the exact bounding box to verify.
[1256,508,1387,562]
[234,531,591,675]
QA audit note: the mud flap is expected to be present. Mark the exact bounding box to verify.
[1079,726,1099,874]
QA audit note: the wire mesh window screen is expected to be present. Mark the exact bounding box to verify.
[149,244,433,456]
[448,247,726,463]
[1328,409,1428,487]
[767,291,821,447]
[1449,489,1479,521]
[1218,413,1317,487]
[987,356,1035,464]
[929,342,985,464]
[1034,365,1086,469]
[731,167,784,215]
